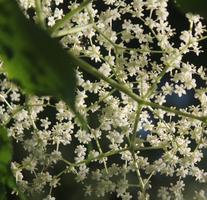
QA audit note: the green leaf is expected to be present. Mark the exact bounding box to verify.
[175,0,207,19]
[0,185,7,200]
[0,126,12,171]
[0,1,89,129]
[0,126,28,200]
[0,0,78,108]
[0,126,12,199]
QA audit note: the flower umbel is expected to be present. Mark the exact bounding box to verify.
[1,0,207,199]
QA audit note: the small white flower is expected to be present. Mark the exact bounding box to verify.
[54,8,63,20]
[174,85,186,97]
[48,16,55,27]
[43,195,56,200]
[55,0,63,5]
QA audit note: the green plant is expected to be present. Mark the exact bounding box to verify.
[1,0,207,199]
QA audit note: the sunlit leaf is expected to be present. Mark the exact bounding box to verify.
[0,0,79,108]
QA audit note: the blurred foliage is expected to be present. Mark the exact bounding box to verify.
[0,126,12,200]
[0,0,87,199]
[0,126,26,200]
[0,0,77,108]
[175,0,207,19]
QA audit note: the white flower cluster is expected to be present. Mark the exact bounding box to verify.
[1,0,207,199]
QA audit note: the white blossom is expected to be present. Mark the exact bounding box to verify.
[2,0,207,199]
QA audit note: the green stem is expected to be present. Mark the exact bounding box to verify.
[58,147,130,177]
[144,65,169,98]
[74,54,207,123]
[94,25,163,55]
[131,152,145,194]
[0,94,13,110]
[60,144,163,175]
[86,88,116,112]
[130,104,145,196]
[93,25,116,48]
[50,0,92,35]
[130,104,143,149]
[88,126,109,173]
[117,46,163,54]
[197,35,207,42]
[35,0,45,29]
[87,9,125,83]
[52,23,93,38]
[148,107,171,131]
[55,144,163,184]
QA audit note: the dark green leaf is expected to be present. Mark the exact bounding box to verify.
[0,126,28,200]
[0,0,79,108]
[0,126,12,170]
[175,0,207,19]
[0,126,12,199]
[0,185,7,200]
